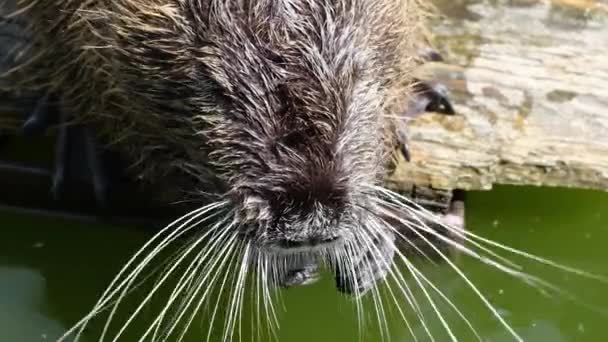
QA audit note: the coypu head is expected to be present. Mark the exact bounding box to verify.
[9,0,426,265]
[7,0,427,255]
[194,4,393,253]
[83,1,421,254]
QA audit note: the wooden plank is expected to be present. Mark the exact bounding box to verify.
[388,0,608,192]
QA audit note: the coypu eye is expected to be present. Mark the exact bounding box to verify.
[280,126,317,149]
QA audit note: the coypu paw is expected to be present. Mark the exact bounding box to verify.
[398,80,455,162]
[408,80,455,117]
[335,231,396,297]
[19,94,111,208]
[280,265,320,288]
[410,48,455,117]
[398,48,456,162]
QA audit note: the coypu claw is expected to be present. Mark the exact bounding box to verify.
[397,129,411,162]
[19,95,110,208]
[335,231,396,296]
[52,119,110,208]
[20,94,59,136]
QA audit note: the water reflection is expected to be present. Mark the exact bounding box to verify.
[0,267,68,341]
[1,186,608,341]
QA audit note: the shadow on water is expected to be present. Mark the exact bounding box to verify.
[1,185,608,341]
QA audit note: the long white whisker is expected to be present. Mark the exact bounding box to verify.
[169,231,240,342]
[204,239,245,342]
[351,231,391,342]
[354,226,421,342]
[57,202,227,341]
[408,261,483,342]
[375,203,524,342]
[222,242,248,342]
[368,216,482,342]
[102,208,228,339]
[225,243,252,342]
[254,253,263,342]
[376,198,571,297]
[355,202,441,265]
[148,232,224,340]
[360,208,457,340]
[372,196,537,281]
[109,211,232,342]
[374,186,608,282]
[102,206,226,333]
[139,218,237,341]
[262,255,281,336]
[364,218,436,342]
[373,196,523,271]
[177,234,244,342]
[342,240,366,337]
[401,250,459,342]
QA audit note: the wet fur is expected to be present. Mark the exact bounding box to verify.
[3,0,437,245]
[3,1,600,342]
[2,0,428,194]
[2,0,443,294]
[0,0,436,337]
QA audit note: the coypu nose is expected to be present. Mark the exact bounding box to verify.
[280,236,340,249]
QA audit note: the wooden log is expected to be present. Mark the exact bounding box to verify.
[387,0,608,192]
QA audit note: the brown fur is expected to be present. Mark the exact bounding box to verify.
[2,5,464,337]
[1,0,435,247]
[2,1,429,166]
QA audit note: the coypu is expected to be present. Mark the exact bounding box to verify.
[1,0,455,287]
[0,0,602,341]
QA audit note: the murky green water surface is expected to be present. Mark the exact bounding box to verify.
[1,186,608,341]
[2,0,608,341]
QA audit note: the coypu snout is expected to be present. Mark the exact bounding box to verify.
[229,138,360,253]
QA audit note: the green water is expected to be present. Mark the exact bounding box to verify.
[2,0,607,341]
[1,185,607,341]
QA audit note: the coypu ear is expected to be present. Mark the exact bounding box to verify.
[334,231,396,297]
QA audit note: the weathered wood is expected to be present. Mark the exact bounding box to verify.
[388,0,608,192]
